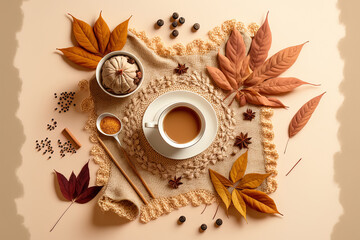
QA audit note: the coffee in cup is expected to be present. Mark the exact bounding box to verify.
[144,102,206,149]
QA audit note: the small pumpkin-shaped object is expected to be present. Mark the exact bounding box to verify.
[101,56,139,94]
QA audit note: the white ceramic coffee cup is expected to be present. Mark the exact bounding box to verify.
[144,102,206,149]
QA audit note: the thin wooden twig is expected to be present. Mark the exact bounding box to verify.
[286,158,302,176]
[97,136,148,204]
[50,201,74,232]
[119,147,156,199]
[284,138,290,154]
[212,203,220,220]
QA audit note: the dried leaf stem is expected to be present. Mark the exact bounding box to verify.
[212,203,220,220]
[201,204,208,214]
[50,201,74,232]
[285,158,302,176]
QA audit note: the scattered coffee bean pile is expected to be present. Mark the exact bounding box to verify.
[35,138,54,160]
[156,12,200,38]
[47,118,57,131]
[58,139,77,158]
[54,91,76,113]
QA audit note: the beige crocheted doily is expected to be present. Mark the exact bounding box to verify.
[79,19,279,223]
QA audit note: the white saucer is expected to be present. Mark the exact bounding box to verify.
[142,90,218,160]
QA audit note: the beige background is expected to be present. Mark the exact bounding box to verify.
[1,0,357,239]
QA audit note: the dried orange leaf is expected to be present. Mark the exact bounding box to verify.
[237,173,271,189]
[209,169,233,187]
[266,97,287,108]
[232,189,247,221]
[240,189,281,214]
[69,14,99,54]
[288,92,325,138]
[244,91,270,106]
[249,12,272,70]
[58,47,101,69]
[245,42,307,86]
[226,28,246,76]
[240,55,250,80]
[230,151,248,183]
[254,77,315,95]
[94,11,110,55]
[106,16,131,53]
[207,66,233,91]
[244,89,287,108]
[218,52,238,89]
[236,92,247,107]
[209,169,232,210]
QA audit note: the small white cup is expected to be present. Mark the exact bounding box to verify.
[144,102,206,149]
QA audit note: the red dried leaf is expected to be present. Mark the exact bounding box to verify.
[245,42,307,86]
[218,52,238,89]
[69,172,77,199]
[249,12,272,70]
[75,161,90,196]
[206,66,233,91]
[254,77,315,95]
[55,171,71,201]
[75,186,103,204]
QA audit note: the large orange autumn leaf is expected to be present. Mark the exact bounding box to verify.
[58,12,131,69]
[206,13,317,108]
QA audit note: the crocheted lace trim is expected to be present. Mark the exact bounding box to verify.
[140,189,218,223]
[260,108,279,193]
[129,20,259,56]
[121,71,236,180]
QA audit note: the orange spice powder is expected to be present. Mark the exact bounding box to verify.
[100,116,121,134]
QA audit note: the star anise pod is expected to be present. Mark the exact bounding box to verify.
[168,176,183,189]
[174,63,189,75]
[243,109,256,121]
[234,132,252,150]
